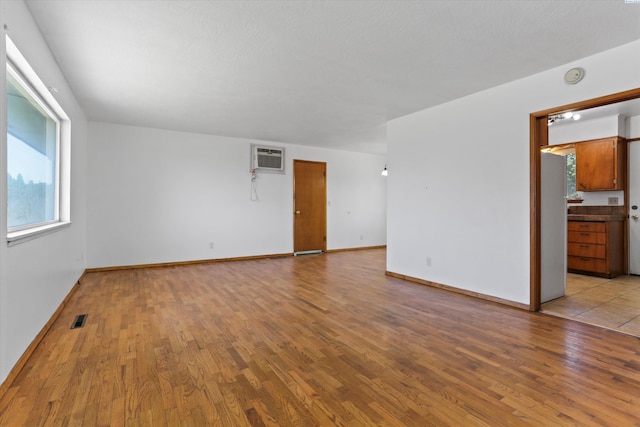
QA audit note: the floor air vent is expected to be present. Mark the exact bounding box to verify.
[71,314,87,329]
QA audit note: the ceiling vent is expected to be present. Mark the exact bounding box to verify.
[251,145,284,172]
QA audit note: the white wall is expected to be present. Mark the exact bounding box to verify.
[387,40,640,305]
[549,115,623,146]
[87,122,386,268]
[579,191,624,207]
[0,1,88,383]
[628,115,640,138]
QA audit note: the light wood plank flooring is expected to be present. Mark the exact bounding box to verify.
[542,273,640,336]
[1,249,640,425]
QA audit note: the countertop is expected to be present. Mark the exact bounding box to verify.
[567,214,626,222]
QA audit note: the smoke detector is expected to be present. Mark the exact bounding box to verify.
[564,67,585,85]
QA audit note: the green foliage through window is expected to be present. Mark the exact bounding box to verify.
[566,152,578,199]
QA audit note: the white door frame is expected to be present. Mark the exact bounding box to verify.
[629,140,640,275]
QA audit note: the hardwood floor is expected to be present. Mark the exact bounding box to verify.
[1,249,640,426]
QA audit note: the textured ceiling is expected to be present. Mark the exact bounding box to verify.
[22,0,640,154]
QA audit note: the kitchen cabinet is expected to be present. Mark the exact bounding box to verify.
[567,220,624,278]
[575,137,626,191]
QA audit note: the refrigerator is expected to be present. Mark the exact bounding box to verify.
[541,152,567,303]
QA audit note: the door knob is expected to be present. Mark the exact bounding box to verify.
[633,214,639,220]
[295,210,301,215]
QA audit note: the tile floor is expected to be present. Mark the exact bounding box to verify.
[541,273,640,336]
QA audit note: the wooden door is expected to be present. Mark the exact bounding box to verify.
[293,160,326,254]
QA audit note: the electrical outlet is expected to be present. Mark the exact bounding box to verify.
[608,197,619,205]
[360,234,363,240]
[209,242,214,249]
[426,257,432,267]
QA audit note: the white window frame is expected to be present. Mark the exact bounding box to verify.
[5,36,71,245]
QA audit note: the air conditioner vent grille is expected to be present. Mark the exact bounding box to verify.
[252,145,284,172]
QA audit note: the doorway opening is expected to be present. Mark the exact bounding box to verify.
[530,88,640,320]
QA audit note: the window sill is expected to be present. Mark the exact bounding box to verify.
[7,221,71,246]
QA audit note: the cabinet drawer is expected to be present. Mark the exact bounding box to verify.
[568,256,608,274]
[568,221,606,233]
[567,231,606,244]
[567,242,606,259]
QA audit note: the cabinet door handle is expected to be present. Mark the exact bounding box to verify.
[580,245,590,248]
[580,233,590,236]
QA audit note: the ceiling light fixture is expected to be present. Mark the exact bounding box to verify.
[548,112,581,126]
[381,165,388,176]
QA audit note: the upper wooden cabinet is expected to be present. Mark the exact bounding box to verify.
[576,136,627,191]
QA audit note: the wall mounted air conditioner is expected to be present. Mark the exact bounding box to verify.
[251,145,284,172]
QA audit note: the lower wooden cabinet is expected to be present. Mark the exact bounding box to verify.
[567,220,623,278]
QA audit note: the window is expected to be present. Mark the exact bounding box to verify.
[6,66,60,230]
[5,36,70,243]
[566,151,580,200]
